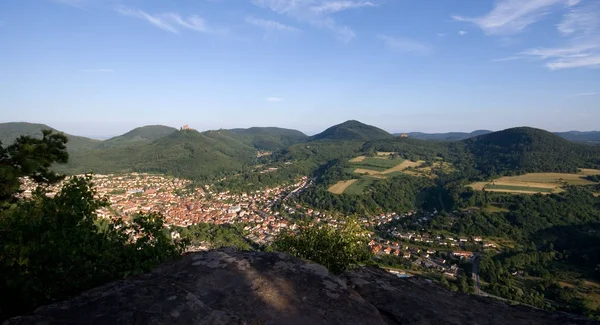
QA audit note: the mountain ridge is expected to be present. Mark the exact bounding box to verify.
[310,120,393,142]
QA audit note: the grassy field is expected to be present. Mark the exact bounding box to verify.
[485,184,554,193]
[468,169,600,195]
[344,177,376,195]
[496,173,597,186]
[349,156,366,163]
[376,151,395,156]
[328,180,357,194]
[483,205,510,213]
[359,157,405,169]
[354,168,385,175]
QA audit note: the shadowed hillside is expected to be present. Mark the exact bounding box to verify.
[464,127,600,175]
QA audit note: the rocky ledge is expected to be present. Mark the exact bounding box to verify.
[5,248,598,325]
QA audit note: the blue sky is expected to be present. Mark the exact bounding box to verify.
[1,0,599,136]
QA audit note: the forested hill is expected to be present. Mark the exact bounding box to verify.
[464,127,600,175]
[309,120,393,142]
[555,131,600,144]
[397,130,492,141]
[0,122,100,152]
[98,125,178,147]
[60,129,257,180]
[229,127,308,150]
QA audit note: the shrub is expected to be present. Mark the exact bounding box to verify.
[272,219,371,274]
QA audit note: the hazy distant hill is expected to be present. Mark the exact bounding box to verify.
[394,130,492,141]
[554,131,600,144]
[0,122,100,152]
[229,127,308,150]
[395,129,600,144]
[99,125,177,147]
[309,120,392,142]
[464,127,600,174]
[61,129,257,180]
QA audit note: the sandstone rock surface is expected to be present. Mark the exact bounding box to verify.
[5,249,598,325]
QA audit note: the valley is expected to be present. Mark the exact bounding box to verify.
[3,119,600,319]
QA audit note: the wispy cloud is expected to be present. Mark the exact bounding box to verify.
[436,33,445,37]
[377,35,432,55]
[116,6,208,34]
[572,92,597,96]
[246,16,301,32]
[518,1,600,71]
[452,0,576,35]
[519,41,600,70]
[458,30,468,36]
[557,4,599,35]
[79,68,114,73]
[266,97,284,102]
[491,56,521,62]
[310,1,375,14]
[250,0,377,42]
[455,0,600,70]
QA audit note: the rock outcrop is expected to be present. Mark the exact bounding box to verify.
[5,249,598,325]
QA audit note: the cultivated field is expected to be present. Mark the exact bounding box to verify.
[344,177,377,195]
[485,184,554,193]
[334,154,453,195]
[354,168,384,176]
[468,169,600,195]
[580,168,600,176]
[328,179,357,194]
[496,173,597,186]
[382,160,424,174]
[349,156,366,163]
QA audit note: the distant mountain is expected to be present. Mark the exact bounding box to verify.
[229,127,308,150]
[60,129,257,180]
[395,130,492,141]
[555,131,600,144]
[99,125,178,148]
[0,122,100,152]
[310,120,392,142]
[464,127,600,175]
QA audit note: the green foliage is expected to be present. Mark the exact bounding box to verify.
[586,174,600,182]
[179,223,253,250]
[0,133,186,321]
[0,176,186,320]
[0,130,69,202]
[272,220,371,274]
